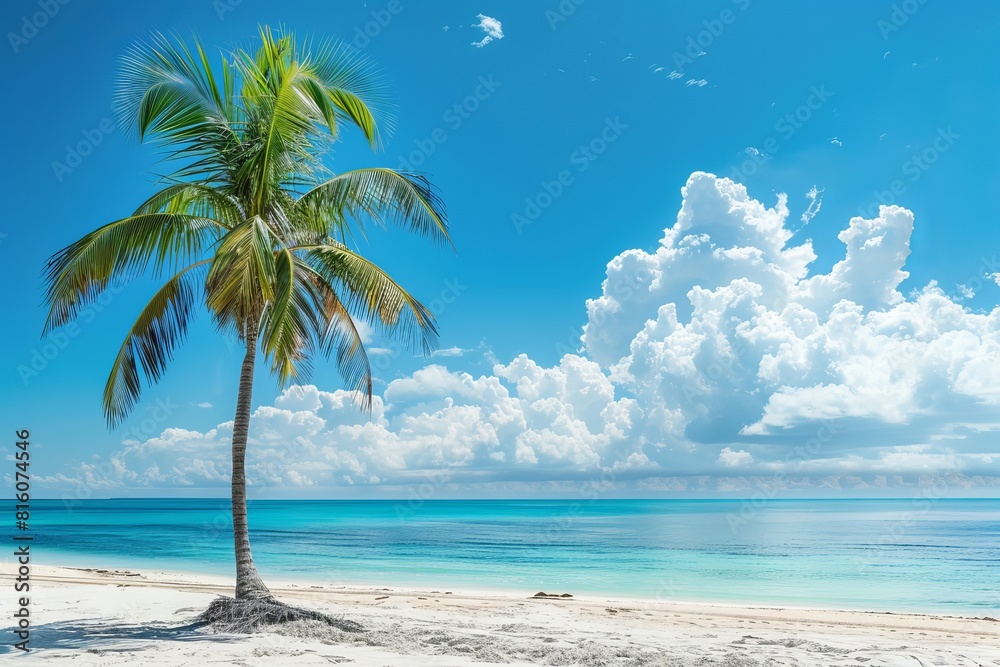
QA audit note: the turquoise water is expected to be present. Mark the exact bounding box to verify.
[8,498,1000,614]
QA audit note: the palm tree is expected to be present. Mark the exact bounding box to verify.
[42,27,450,627]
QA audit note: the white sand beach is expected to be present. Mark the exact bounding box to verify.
[3,563,998,666]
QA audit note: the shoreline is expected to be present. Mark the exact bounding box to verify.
[44,563,1000,621]
[31,550,997,618]
[4,562,999,665]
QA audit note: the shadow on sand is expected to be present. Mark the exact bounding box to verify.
[0,619,239,654]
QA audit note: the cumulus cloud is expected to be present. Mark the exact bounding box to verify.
[582,173,1000,465]
[44,172,1000,495]
[52,359,642,492]
[472,14,503,48]
[718,448,753,467]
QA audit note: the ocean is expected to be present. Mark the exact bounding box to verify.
[11,498,1000,614]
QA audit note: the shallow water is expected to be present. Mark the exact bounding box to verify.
[12,497,1000,613]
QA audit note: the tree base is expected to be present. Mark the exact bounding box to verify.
[196,595,364,634]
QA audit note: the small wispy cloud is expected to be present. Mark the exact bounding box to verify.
[433,347,471,358]
[472,14,503,48]
[830,137,843,146]
[667,70,683,80]
[369,347,395,356]
[195,402,213,409]
[801,186,824,225]
[622,53,636,61]
[685,79,708,87]
[653,66,664,73]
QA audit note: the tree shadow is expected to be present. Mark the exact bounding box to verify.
[0,619,243,654]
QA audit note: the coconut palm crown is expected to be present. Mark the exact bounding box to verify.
[41,26,450,606]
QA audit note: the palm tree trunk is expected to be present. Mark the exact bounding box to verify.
[231,328,272,600]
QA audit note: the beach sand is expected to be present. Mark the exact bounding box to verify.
[2,563,998,665]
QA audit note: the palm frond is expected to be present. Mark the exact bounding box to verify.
[133,183,244,229]
[115,32,236,161]
[296,260,373,409]
[205,217,276,338]
[235,30,326,215]
[103,264,202,426]
[309,37,395,147]
[260,248,313,383]
[299,241,438,355]
[44,213,220,333]
[296,168,451,246]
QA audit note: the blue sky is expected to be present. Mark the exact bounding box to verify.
[2,0,999,498]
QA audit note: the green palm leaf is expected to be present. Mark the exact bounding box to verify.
[260,248,313,383]
[206,217,277,338]
[297,260,373,407]
[300,241,438,355]
[44,212,220,333]
[297,168,450,245]
[103,264,202,426]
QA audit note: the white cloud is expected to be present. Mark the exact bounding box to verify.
[433,346,470,357]
[471,14,503,48]
[686,79,708,87]
[581,172,1000,466]
[801,186,823,225]
[55,357,642,492]
[353,319,375,344]
[718,448,753,467]
[195,402,213,409]
[830,137,843,146]
[44,172,1000,495]
[667,70,683,80]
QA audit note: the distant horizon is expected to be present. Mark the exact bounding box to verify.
[18,493,999,502]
